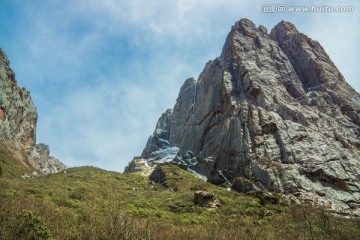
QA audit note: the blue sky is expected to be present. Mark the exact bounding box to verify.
[0,0,359,172]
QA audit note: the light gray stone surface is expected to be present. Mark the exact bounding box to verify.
[125,19,360,216]
[29,144,66,174]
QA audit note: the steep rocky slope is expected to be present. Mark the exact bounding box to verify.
[0,48,66,174]
[126,19,360,216]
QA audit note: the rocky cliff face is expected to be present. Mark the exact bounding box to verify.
[126,19,360,216]
[0,48,66,174]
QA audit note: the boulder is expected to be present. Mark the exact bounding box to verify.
[194,191,221,208]
[232,177,260,193]
[149,165,167,184]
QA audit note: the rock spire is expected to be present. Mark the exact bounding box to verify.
[126,19,360,216]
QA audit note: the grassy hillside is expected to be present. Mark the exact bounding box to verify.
[0,146,359,240]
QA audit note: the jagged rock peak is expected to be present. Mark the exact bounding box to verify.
[270,20,299,40]
[0,49,10,66]
[126,19,360,216]
[232,18,257,33]
[231,18,270,37]
[0,48,66,174]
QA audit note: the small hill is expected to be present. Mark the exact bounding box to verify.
[1,147,359,239]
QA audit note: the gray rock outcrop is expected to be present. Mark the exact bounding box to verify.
[149,165,168,184]
[194,191,221,208]
[125,19,360,216]
[0,48,66,174]
[29,144,66,174]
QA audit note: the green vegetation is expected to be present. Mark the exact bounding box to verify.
[0,145,359,239]
[11,210,51,240]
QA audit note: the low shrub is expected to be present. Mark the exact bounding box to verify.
[14,210,51,240]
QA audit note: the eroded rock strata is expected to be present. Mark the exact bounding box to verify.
[126,19,360,216]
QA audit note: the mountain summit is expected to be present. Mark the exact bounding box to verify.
[125,19,360,216]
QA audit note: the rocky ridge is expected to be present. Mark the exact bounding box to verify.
[0,48,66,174]
[125,19,360,216]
